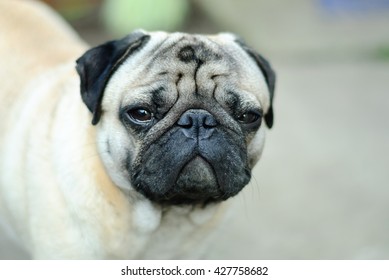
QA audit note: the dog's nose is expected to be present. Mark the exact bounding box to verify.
[177,109,217,139]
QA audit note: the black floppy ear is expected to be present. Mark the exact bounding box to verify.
[235,40,276,129]
[76,31,150,125]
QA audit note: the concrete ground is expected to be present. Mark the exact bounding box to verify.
[1,0,389,259]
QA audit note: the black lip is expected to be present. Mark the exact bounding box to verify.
[136,185,227,206]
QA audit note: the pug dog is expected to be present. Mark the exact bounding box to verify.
[0,1,275,259]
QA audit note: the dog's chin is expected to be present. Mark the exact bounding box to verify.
[166,156,222,205]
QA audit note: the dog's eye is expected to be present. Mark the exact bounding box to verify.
[126,108,153,123]
[237,112,260,124]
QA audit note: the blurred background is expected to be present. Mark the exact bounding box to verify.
[1,0,389,259]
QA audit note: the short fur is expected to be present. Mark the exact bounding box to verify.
[0,1,275,259]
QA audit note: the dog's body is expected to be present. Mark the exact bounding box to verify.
[0,1,275,259]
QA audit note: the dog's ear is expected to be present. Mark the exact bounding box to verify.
[76,31,150,125]
[235,39,276,129]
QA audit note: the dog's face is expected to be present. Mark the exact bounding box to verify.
[76,31,275,205]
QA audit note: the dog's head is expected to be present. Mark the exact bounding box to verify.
[76,31,275,205]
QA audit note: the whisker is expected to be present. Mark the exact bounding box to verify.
[250,174,262,202]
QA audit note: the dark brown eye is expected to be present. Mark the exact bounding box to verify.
[126,108,153,123]
[237,112,260,124]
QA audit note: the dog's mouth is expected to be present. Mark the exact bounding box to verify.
[162,156,222,204]
[132,153,250,205]
[134,156,224,205]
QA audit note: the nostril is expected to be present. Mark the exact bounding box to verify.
[177,114,193,128]
[203,115,217,128]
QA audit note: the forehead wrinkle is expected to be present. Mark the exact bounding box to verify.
[146,36,186,68]
[141,35,237,88]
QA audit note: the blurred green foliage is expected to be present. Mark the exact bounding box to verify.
[101,0,189,36]
[375,46,389,60]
